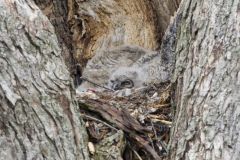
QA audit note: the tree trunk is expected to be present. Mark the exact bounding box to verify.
[0,1,89,160]
[170,0,240,159]
[34,0,180,67]
[1,0,239,159]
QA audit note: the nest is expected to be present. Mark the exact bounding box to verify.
[77,82,172,160]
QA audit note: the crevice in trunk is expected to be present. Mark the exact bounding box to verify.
[34,0,180,88]
[34,1,182,159]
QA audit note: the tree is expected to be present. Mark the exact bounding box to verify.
[0,1,89,159]
[34,0,180,66]
[1,0,239,160]
[169,0,240,159]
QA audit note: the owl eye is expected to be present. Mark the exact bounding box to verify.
[113,83,121,90]
[120,79,134,89]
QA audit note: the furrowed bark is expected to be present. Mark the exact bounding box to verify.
[0,1,89,159]
[2,0,239,159]
[33,0,180,66]
[170,0,240,159]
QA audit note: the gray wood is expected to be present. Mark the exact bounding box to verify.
[169,0,240,159]
[0,1,89,160]
[1,0,239,159]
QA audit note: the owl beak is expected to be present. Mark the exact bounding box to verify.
[113,83,121,91]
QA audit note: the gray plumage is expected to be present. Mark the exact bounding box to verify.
[78,45,170,91]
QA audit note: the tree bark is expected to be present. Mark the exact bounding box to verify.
[0,1,89,159]
[170,0,240,159]
[1,0,239,160]
[33,0,180,67]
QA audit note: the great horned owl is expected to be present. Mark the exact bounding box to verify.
[107,66,147,90]
[78,45,158,91]
[107,62,170,90]
[77,45,170,91]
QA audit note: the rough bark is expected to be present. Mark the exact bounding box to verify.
[0,1,89,159]
[33,0,74,70]
[170,0,240,159]
[33,0,180,67]
[2,0,239,159]
[68,0,180,65]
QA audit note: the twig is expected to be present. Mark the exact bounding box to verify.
[132,149,143,160]
[147,116,172,125]
[157,138,169,155]
[151,120,158,139]
[82,114,118,131]
[152,103,171,108]
[150,120,157,150]
[151,120,168,155]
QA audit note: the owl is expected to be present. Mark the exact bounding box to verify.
[107,63,170,91]
[77,45,170,91]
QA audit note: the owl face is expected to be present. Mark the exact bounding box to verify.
[108,67,145,90]
[109,76,134,90]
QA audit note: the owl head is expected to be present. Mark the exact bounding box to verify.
[108,67,147,90]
